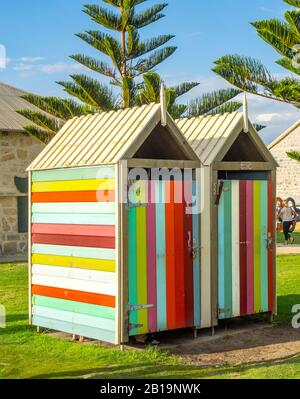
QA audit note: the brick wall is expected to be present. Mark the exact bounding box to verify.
[270,124,300,204]
[0,131,44,256]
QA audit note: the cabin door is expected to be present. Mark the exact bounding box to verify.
[127,177,201,337]
[218,180,275,320]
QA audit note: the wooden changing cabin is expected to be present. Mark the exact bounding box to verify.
[177,95,278,328]
[27,91,204,346]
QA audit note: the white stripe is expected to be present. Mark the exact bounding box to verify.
[32,202,115,214]
[231,180,240,317]
[32,244,115,261]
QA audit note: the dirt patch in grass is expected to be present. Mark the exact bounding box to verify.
[172,325,300,366]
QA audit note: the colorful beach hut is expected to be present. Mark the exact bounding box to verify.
[27,95,203,345]
[177,95,278,328]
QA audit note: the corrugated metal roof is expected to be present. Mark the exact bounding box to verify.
[28,103,162,170]
[0,82,41,132]
[176,112,243,165]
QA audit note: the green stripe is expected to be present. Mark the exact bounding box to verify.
[260,181,269,311]
[128,206,138,336]
[32,295,115,320]
[32,166,115,182]
[223,180,232,319]
[253,181,261,313]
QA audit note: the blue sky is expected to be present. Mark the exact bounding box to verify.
[1,0,299,143]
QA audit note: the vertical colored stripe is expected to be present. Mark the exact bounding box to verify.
[218,185,225,320]
[231,181,240,317]
[223,180,233,319]
[260,181,269,312]
[174,180,185,328]
[268,181,274,312]
[246,181,254,315]
[136,182,148,334]
[165,180,177,330]
[147,181,157,333]
[192,181,201,327]
[128,198,138,336]
[239,181,247,316]
[183,178,194,327]
[253,181,261,313]
[155,180,167,331]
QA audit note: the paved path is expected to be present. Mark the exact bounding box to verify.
[277,245,300,255]
[0,254,27,264]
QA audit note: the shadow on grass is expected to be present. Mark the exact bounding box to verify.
[276,295,300,324]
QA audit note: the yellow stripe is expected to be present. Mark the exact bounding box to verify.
[32,254,115,273]
[32,179,115,193]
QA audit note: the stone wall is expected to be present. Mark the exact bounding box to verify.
[0,131,44,256]
[270,123,300,204]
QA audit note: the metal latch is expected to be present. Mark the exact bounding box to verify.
[218,307,230,314]
[126,304,154,313]
[129,323,144,330]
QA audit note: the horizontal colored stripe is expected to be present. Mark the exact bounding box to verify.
[32,316,115,344]
[32,166,115,182]
[31,223,115,237]
[32,244,115,260]
[32,213,115,226]
[32,274,115,296]
[32,285,115,308]
[32,202,115,215]
[32,265,115,284]
[32,254,115,273]
[33,306,115,331]
[32,179,115,193]
[32,234,115,249]
[32,295,115,320]
[32,190,115,203]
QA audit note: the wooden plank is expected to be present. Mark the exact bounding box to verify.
[165,180,176,330]
[260,181,269,312]
[128,201,138,337]
[32,213,115,226]
[147,180,157,333]
[213,162,275,171]
[32,316,116,344]
[239,181,248,316]
[218,183,225,320]
[268,180,275,313]
[155,180,167,331]
[126,159,200,169]
[174,180,185,329]
[253,181,261,313]
[32,254,115,273]
[32,202,115,215]
[32,179,115,193]
[224,180,233,319]
[32,305,115,332]
[183,178,194,327]
[28,171,32,325]
[192,180,201,328]
[32,234,115,249]
[32,285,115,308]
[246,181,254,315]
[32,166,115,182]
[32,295,115,320]
[210,170,218,327]
[114,162,121,345]
[231,180,240,317]
[31,224,115,238]
[32,265,115,284]
[32,190,115,203]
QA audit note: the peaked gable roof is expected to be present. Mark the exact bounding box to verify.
[28,103,198,171]
[177,112,277,166]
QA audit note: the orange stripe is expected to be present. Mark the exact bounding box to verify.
[32,285,115,308]
[32,190,115,203]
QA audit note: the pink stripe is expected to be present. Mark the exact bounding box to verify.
[246,181,254,314]
[31,223,115,237]
[147,181,157,332]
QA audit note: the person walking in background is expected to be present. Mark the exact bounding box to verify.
[278,200,297,245]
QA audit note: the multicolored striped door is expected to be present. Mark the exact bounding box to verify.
[128,178,201,336]
[218,180,274,320]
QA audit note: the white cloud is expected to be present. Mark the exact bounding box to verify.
[19,56,45,63]
[256,113,281,123]
[13,63,35,71]
[184,31,203,38]
[39,62,83,74]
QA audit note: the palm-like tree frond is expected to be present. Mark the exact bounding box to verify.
[128,34,175,59]
[253,123,267,132]
[17,110,61,134]
[287,150,300,162]
[133,46,177,73]
[22,125,55,144]
[171,82,200,98]
[84,4,122,31]
[70,54,118,81]
[131,3,168,28]
[276,57,300,75]
[284,0,300,8]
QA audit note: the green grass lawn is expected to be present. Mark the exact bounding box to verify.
[0,256,300,379]
[277,231,300,245]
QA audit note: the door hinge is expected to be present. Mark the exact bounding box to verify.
[126,304,154,313]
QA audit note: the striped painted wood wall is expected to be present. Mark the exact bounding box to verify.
[218,180,274,319]
[128,179,201,336]
[30,166,117,344]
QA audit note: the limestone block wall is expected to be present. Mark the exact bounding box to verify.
[0,131,44,256]
[270,124,300,204]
